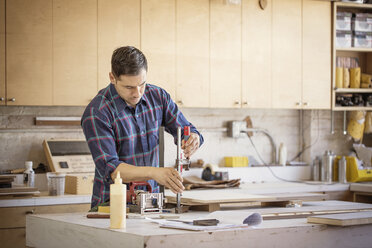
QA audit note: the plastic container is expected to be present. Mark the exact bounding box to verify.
[224,156,248,167]
[352,13,372,32]
[278,143,287,166]
[352,31,372,48]
[46,172,66,195]
[336,12,352,31]
[23,161,35,187]
[336,30,352,48]
[110,173,126,229]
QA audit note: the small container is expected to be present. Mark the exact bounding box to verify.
[278,143,287,166]
[336,30,352,48]
[23,161,35,187]
[336,12,352,31]
[338,156,348,184]
[322,150,336,183]
[352,31,372,48]
[46,172,66,195]
[352,13,372,32]
[312,157,321,181]
[110,173,126,229]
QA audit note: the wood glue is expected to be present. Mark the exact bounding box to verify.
[110,173,126,229]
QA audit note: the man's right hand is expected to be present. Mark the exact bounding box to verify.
[151,167,184,194]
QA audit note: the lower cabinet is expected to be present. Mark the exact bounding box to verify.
[0,203,90,248]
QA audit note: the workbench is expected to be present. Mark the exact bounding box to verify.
[26,200,372,248]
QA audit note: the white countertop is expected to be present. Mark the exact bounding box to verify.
[350,182,372,193]
[0,192,91,207]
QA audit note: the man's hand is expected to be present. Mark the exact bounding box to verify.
[182,132,200,158]
[151,167,184,194]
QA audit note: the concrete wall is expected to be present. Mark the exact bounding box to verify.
[0,106,353,182]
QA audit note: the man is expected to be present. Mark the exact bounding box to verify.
[81,46,204,208]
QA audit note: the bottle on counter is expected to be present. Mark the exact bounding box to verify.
[23,161,35,187]
[321,150,335,183]
[278,143,287,166]
[338,156,347,184]
[110,173,126,229]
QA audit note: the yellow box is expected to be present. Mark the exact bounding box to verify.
[333,156,372,182]
[65,173,94,195]
[224,157,248,167]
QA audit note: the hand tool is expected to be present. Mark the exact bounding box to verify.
[168,218,219,226]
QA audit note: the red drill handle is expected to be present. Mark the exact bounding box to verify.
[127,181,152,203]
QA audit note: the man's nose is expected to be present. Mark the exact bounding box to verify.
[133,86,141,97]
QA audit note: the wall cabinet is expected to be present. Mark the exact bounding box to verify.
[0,0,5,106]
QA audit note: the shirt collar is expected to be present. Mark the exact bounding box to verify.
[109,84,148,113]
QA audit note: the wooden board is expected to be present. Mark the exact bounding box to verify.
[307,211,372,226]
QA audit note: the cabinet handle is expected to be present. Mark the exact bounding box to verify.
[8,98,16,102]
[234,100,240,105]
[295,101,301,106]
[0,97,4,101]
[303,102,308,106]
[242,101,249,106]
[25,209,34,215]
[177,100,183,105]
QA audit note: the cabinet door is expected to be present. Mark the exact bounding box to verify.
[176,0,209,108]
[272,0,302,109]
[98,0,140,91]
[53,0,97,106]
[0,0,5,105]
[210,0,241,108]
[141,0,176,98]
[302,0,331,109]
[6,0,53,105]
[242,0,272,109]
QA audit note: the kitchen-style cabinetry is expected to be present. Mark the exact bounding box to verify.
[141,0,176,99]
[53,0,97,106]
[332,2,372,111]
[0,0,5,106]
[242,0,272,109]
[97,0,140,90]
[176,0,210,108]
[0,203,90,248]
[210,0,241,108]
[6,0,53,105]
[302,0,331,109]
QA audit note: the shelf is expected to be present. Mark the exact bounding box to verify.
[336,47,372,52]
[335,88,372,93]
[333,106,372,111]
[335,2,372,9]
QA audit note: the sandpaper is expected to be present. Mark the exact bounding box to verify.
[183,176,240,190]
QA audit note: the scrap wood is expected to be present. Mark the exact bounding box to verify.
[183,176,240,190]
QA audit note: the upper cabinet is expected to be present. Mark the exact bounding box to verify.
[210,0,241,108]
[141,0,176,99]
[302,0,331,109]
[242,0,272,109]
[97,0,141,91]
[272,0,302,109]
[53,0,97,106]
[6,0,53,106]
[0,0,5,106]
[176,0,210,108]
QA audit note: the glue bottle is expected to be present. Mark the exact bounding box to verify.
[110,173,126,229]
[278,143,287,166]
[23,161,35,187]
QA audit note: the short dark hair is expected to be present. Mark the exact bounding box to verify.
[111,46,148,78]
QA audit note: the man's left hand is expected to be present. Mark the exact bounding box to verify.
[182,132,200,158]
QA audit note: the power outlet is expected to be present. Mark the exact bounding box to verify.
[227,121,247,138]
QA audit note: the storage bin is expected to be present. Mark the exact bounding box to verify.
[224,156,248,167]
[353,31,372,48]
[336,30,352,48]
[352,13,372,32]
[336,12,352,31]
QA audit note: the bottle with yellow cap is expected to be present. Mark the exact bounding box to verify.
[110,173,126,229]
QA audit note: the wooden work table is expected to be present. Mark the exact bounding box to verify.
[26,200,372,248]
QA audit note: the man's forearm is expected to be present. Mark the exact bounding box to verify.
[111,163,155,182]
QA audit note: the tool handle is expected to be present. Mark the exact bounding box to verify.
[127,181,152,202]
[183,126,190,141]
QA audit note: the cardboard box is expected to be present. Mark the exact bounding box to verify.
[65,173,94,195]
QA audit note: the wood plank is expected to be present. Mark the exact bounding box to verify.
[0,228,25,248]
[97,0,140,90]
[53,0,97,105]
[307,211,372,226]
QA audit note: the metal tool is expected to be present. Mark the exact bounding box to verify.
[176,126,191,213]
[127,181,163,214]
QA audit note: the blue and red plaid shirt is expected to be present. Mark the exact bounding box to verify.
[81,83,203,208]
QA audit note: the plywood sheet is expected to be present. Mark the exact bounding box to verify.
[307,211,372,226]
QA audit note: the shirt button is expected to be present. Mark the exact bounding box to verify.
[136,115,139,118]
[141,131,145,134]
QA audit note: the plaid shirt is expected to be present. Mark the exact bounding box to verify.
[81,83,203,208]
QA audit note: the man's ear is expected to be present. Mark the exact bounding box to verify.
[109,72,115,84]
